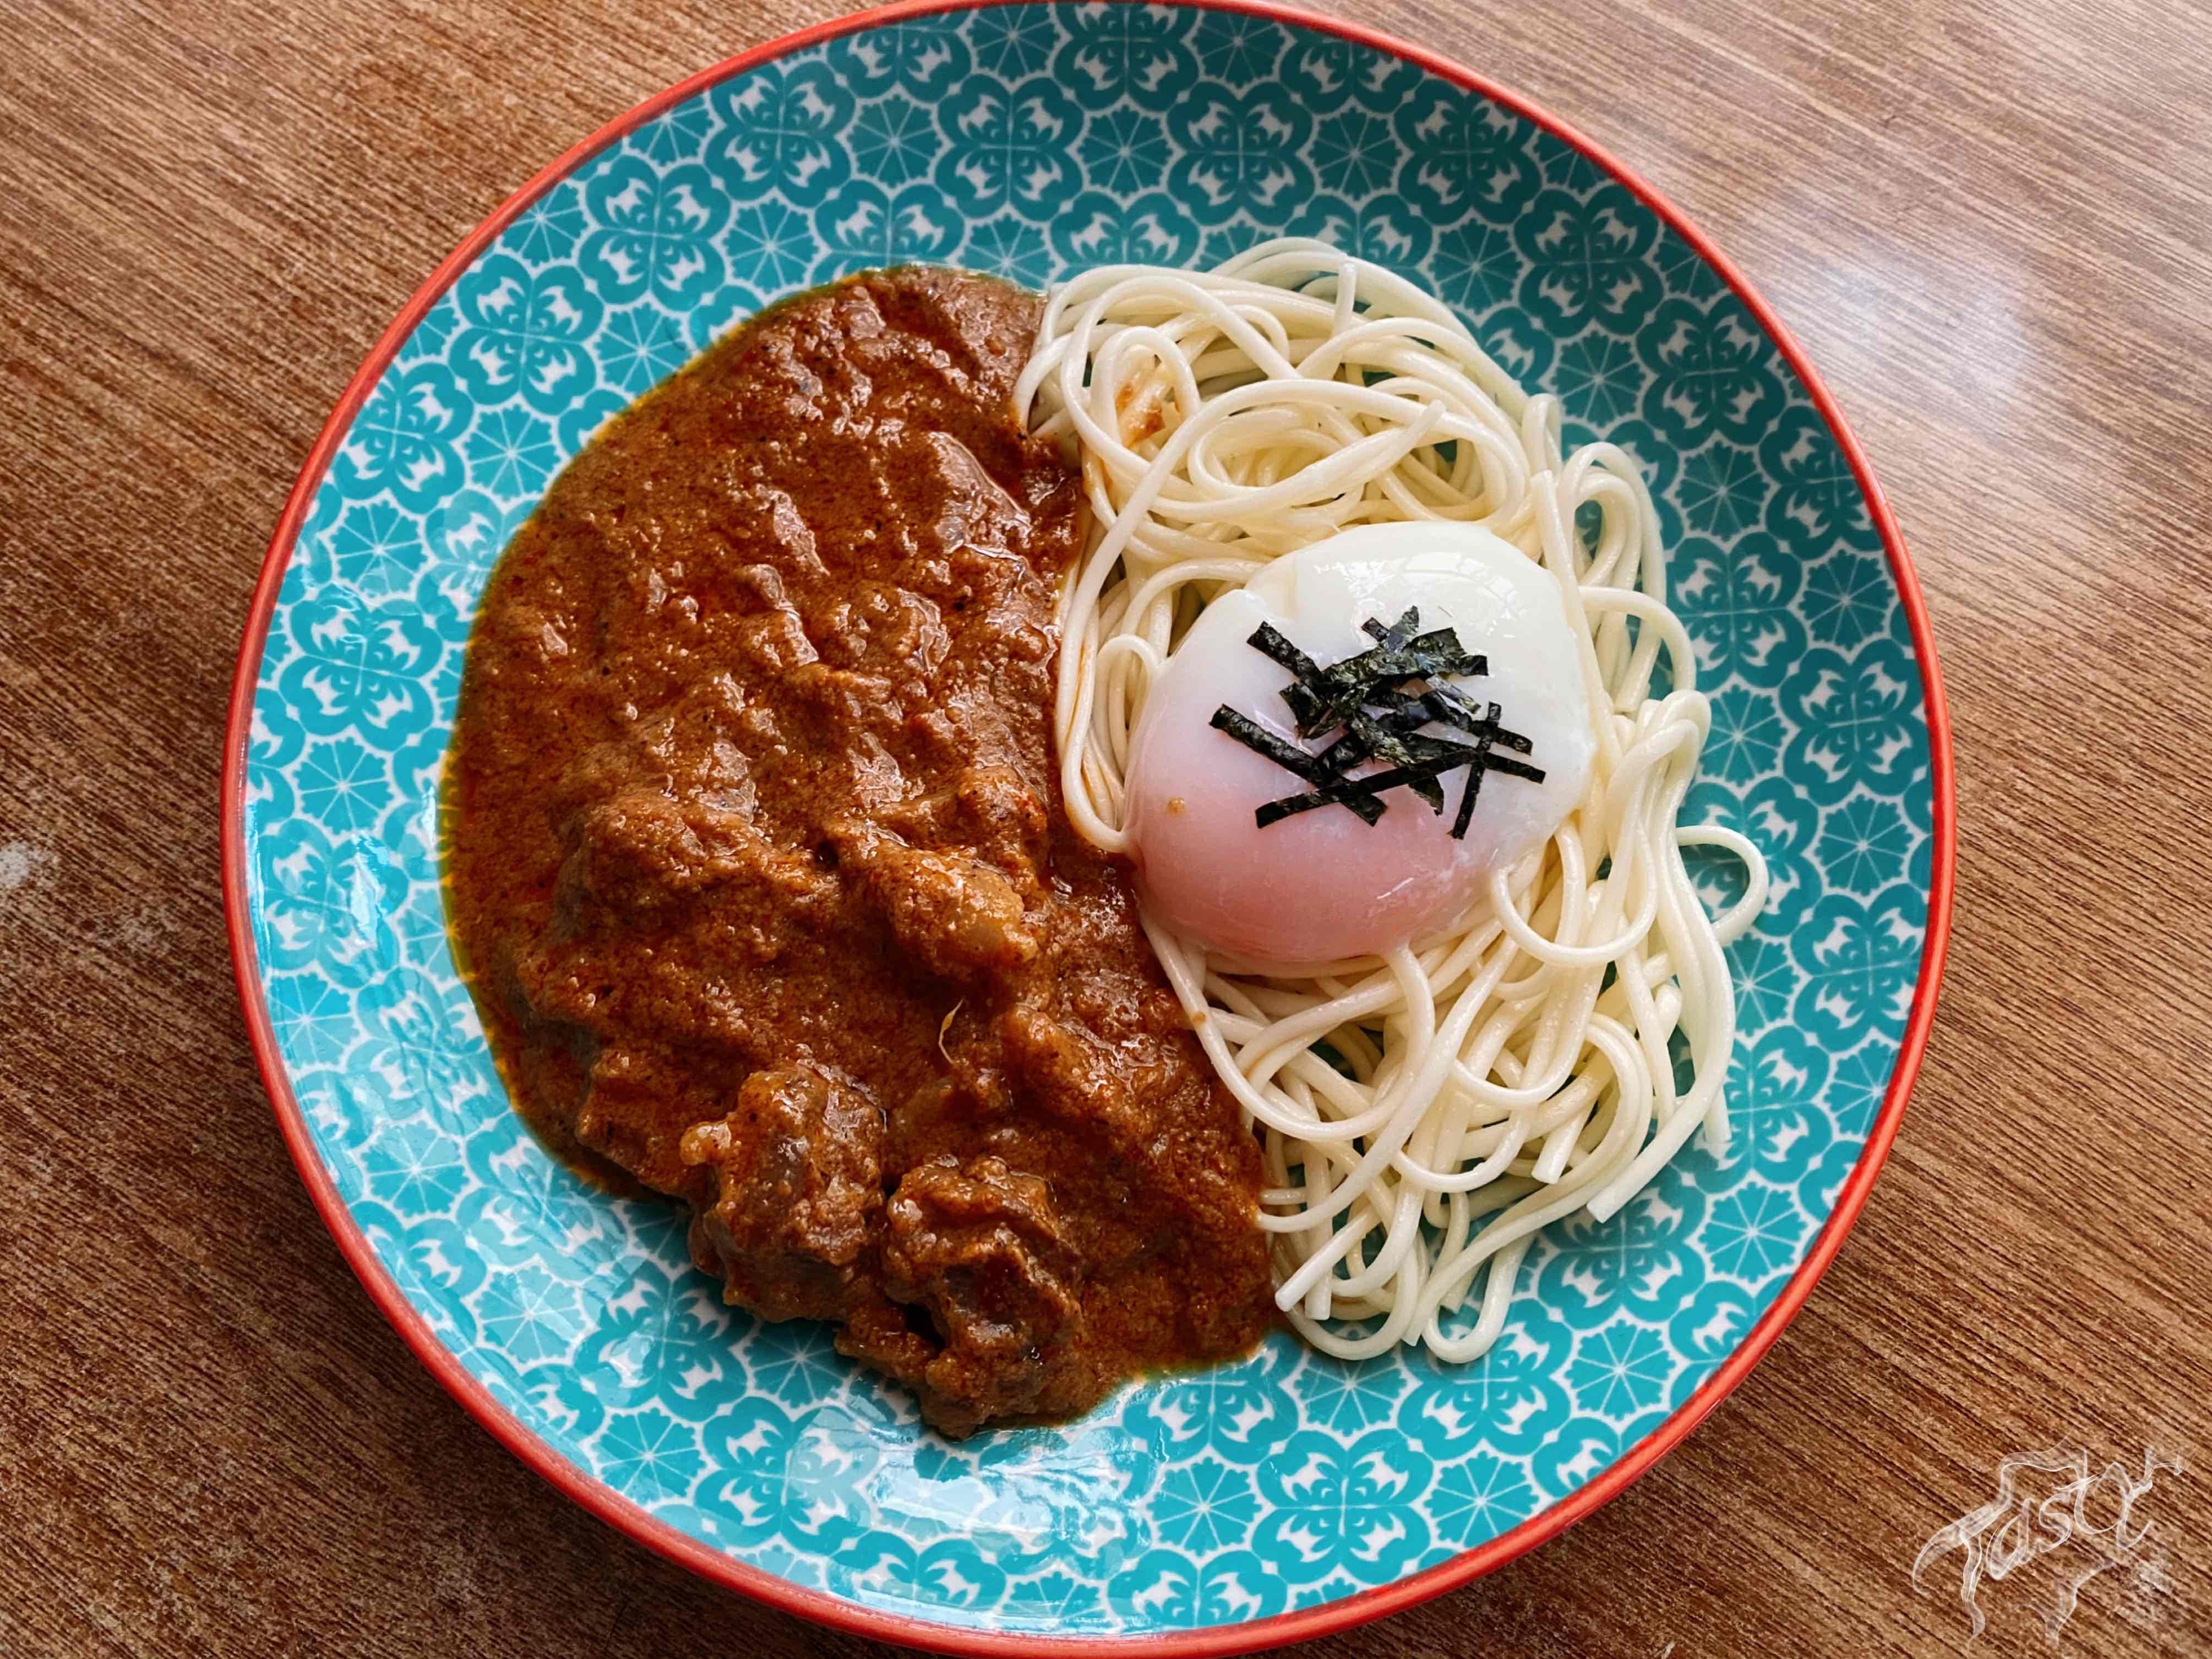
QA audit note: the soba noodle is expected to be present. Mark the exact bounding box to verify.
[1015,240,1769,1362]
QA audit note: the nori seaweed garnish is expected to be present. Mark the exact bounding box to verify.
[1211,605,1546,837]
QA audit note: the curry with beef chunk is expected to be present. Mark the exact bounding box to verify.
[444,267,1276,1436]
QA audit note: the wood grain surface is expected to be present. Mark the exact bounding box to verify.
[5,1,2210,1654]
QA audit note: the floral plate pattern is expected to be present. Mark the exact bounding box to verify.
[226,3,1950,1649]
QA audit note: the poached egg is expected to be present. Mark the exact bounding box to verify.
[1122,523,1596,966]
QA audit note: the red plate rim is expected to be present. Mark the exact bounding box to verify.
[221,2,1957,1651]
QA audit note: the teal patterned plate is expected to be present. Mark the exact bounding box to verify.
[222,3,1953,1650]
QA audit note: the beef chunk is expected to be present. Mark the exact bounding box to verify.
[882,1155,1083,1432]
[831,820,1036,980]
[680,1066,885,1323]
[874,765,1050,893]
[550,787,829,953]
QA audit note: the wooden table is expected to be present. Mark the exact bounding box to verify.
[6,1,2210,1653]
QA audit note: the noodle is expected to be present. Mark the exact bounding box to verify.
[1017,241,1769,1362]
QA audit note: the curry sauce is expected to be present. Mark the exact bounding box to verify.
[444,268,1276,1435]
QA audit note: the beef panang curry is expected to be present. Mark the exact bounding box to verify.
[444,268,1276,1436]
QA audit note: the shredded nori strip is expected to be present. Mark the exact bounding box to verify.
[1423,682,1533,754]
[1209,706,1386,824]
[1279,607,1486,735]
[1210,604,1546,837]
[1245,623,1323,682]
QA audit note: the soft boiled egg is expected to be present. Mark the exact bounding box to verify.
[1122,522,1597,966]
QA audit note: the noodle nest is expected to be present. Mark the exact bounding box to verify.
[1018,240,1769,1362]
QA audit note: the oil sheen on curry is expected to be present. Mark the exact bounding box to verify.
[445,268,1276,1437]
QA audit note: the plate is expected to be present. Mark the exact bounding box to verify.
[222,3,1953,1650]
